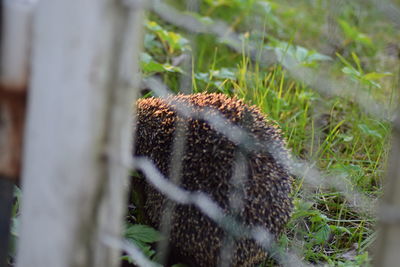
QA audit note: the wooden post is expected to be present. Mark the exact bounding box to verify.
[374,114,400,266]
[16,0,144,266]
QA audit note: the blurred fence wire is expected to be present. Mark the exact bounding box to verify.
[142,76,375,214]
[129,75,374,266]
[133,157,309,267]
[115,0,399,266]
[144,0,394,121]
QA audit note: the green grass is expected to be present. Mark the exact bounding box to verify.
[133,0,397,266]
[189,51,388,266]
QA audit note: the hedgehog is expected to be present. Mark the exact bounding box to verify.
[133,93,293,266]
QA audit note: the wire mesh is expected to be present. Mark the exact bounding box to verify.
[106,0,399,266]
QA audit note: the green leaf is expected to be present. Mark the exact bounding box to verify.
[122,239,159,264]
[162,63,184,73]
[124,224,163,243]
[140,53,183,74]
[295,46,309,61]
[271,41,331,65]
[146,21,164,32]
[358,124,383,139]
[141,61,166,73]
[10,217,19,237]
[330,225,352,235]
[211,68,237,80]
[291,199,316,220]
[351,53,362,73]
[338,134,354,142]
[338,19,358,39]
[163,31,190,52]
[306,51,332,62]
[194,72,210,82]
[144,33,163,51]
[310,212,328,224]
[356,33,373,48]
[121,255,134,264]
[336,53,353,68]
[133,240,156,258]
[8,217,19,258]
[143,62,164,73]
[146,20,189,54]
[298,91,317,101]
[338,19,373,48]
[341,67,361,78]
[140,52,155,64]
[314,224,331,244]
[363,72,392,81]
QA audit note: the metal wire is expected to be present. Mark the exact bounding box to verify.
[107,0,400,266]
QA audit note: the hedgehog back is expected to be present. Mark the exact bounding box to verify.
[134,93,292,267]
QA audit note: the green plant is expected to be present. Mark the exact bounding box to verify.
[338,19,374,51]
[122,224,163,264]
[337,52,392,90]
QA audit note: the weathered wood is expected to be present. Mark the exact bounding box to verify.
[374,115,400,267]
[16,0,144,266]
